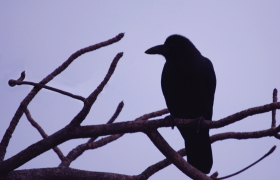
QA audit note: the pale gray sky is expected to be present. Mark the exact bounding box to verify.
[1,1,280,179]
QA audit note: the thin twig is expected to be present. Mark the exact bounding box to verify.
[9,80,85,102]
[24,109,65,161]
[211,146,276,180]
[272,88,277,128]
[210,125,280,143]
[88,101,124,143]
[59,101,124,167]
[135,108,169,121]
[69,52,123,126]
[137,149,186,180]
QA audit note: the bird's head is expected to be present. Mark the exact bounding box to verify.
[145,34,200,62]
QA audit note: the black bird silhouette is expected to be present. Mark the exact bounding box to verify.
[145,35,216,173]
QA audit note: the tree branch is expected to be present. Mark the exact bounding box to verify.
[211,126,280,143]
[59,101,124,167]
[271,88,277,127]
[59,107,167,167]
[137,125,280,179]
[144,130,211,180]
[1,102,279,175]
[9,80,85,102]
[0,33,124,162]
[69,52,123,126]
[0,167,134,180]
[24,109,65,161]
[211,146,276,180]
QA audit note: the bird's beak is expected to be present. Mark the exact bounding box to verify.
[145,45,169,55]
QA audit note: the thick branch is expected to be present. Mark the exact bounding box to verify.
[144,130,211,180]
[0,167,134,180]
[1,102,280,175]
[0,33,124,161]
[138,125,280,179]
[60,107,166,167]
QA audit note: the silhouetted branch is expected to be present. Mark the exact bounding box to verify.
[210,125,280,143]
[60,107,167,167]
[0,33,124,162]
[88,101,124,143]
[8,71,25,86]
[144,130,211,180]
[198,102,280,129]
[9,80,85,102]
[135,109,169,121]
[272,88,277,128]
[59,101,124,167]
[69,52,123,126]
[24,109,65,162]
[211,146,276,180]
[136,148,186,180]
[0,167,134,180]
[133,123,280,179]
[1,101,280,175]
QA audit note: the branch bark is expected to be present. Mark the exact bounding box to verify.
[1,102,280,175]
[0,33,124,162]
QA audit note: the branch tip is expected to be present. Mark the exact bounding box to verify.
[213,145,277,180]
[8,79,16,87]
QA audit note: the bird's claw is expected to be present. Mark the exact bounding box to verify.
[164,115,175,129]
[196,116,205,133]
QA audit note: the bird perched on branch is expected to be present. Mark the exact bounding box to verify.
[145,35,216,174]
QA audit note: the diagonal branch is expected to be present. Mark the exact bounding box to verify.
[137,125,280,179]
[88,101,124,143]
[211,146,276,180]
[9,80,85,102]
[136,148,186,180]
[59,101,124,167]
[144,130,211,180]
[0,33,124,162]
[24,109,65,161]
[69,52,123,126]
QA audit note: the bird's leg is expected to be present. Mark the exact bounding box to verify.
[164,115,175,129]
[196,116,205,133]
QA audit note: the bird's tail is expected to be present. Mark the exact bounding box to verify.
[178,127,213,174]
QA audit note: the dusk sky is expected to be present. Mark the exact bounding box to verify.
[1,1,280,179]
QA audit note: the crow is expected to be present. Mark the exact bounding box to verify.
[145,35,216,174]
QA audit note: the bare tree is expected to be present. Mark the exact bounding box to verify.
[0,33,279,180]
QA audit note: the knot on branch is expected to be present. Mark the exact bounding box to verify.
[8,71,25,87]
